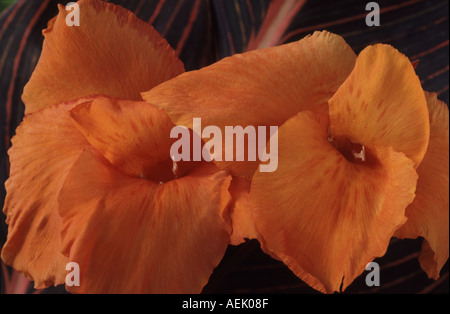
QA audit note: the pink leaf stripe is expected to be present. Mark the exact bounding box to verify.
[246,0,307,50]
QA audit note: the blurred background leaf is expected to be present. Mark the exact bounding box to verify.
[0,0,16,13]
[1,0,448,294]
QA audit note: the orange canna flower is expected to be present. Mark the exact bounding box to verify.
[2,0,232,293]
[143,32,449,293]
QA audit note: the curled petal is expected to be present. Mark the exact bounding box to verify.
[249,111,418,293]
[70,97,175,181]
[329,44,429,167]
[58,148,232,293]
[395,92,449,279]
[23,0,184,114]
[143,31,356,178]
[1,98,91,288]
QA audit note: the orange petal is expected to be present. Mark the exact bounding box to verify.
[395,92,449,279]
[228,177,259,245]
[1,98,91,288]
[329,44,429,167]
[249,111,418,293]
[23,0,184,114]
[58,148,232,293]
[70,97,176,181]
[143,31,356,178]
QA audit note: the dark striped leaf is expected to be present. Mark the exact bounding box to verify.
[0,0,15,13]
[211,0,303,56]
[212,0,448,105]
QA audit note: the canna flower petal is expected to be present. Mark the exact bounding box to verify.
[249,111,418,293]
[228,178,258,245]
[328,44,430,168]
[143,31,356,178]
[22,0,184,114]
[1,98,93,288]
[58,147,232,293]
[395,92,449,279]
[69,97,175,180]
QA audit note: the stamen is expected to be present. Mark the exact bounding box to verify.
[172,161,178,178]
[171,155,179,178]
[327,130,367,164]
[353,145,366,162]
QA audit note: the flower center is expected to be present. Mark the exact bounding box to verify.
[138,157,199,184]
[328,135,367,164]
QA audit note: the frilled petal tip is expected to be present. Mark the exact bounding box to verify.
[1,98,93,288]
[22,0,184,114]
